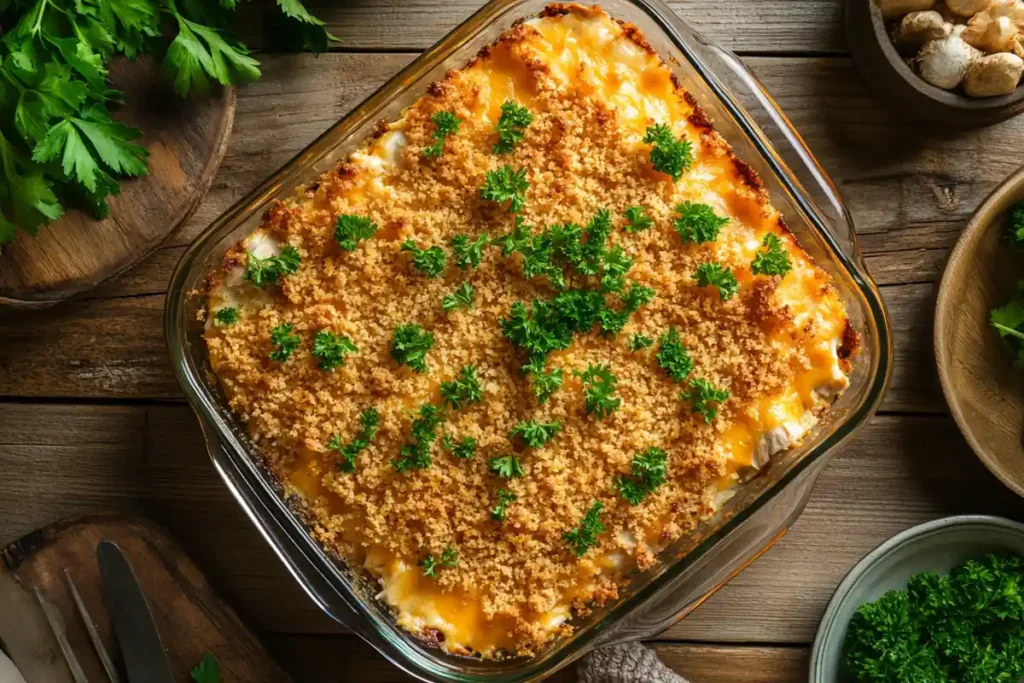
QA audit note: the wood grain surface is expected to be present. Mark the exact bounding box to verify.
[1,0,1021,678]
[0,57,235,309]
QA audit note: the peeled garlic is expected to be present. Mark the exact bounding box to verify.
[964,51,1024,94]
[988,0,1024,26]
[877,0,937,20]
[963,13,1020,52]
[944,0,995,16]
[917,26,983,88]
[895,11,953,50]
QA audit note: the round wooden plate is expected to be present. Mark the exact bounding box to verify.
[935,165,1024,497]
[0,56,235,309]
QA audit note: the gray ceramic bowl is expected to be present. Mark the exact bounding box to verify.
[809,515,1024,682]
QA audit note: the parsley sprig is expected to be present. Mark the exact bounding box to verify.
[480,164,529,213]
[329,407,380,473]
[335,214,377,251]
[423,111,460,159]
[674,201,728,244]
[694,262,739,301]
[245,246,301,287]
[392,403,444,472]
[574,363,621,420]
[451,234,488,270]
[564,501,605,557]
[991,201,1024,366]
[440,366,483,409]
[492,489,517,523]
[681,379,729,423]
[656,327,693,382]
[442,282,475,312]
[401,240,447,278]
[530,365,563,403]
[623,206,653,233]
[191,653,221,683]
[214,307,239,327]
[391,324,435,373]
[751,233,792,277]
[442,434,477,459]
[489,455,525,479]
[420,546,458,578]
[643,124,693,181]
[617,448,668,505]
[312,330,357,371]
[493,101,533,154]
[628,333,653,351]
[509,419,562,448]
[269,323,300,362]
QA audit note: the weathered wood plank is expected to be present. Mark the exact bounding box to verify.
[264,635,808,683]
[235,0,848,54]
[0,404,1017,640]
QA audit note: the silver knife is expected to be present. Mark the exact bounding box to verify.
[97,541,176,683]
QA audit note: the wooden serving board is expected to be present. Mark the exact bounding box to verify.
[0,56,235,309]
[0,514,289,683]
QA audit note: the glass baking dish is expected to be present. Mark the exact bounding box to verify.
[165,0,892,680]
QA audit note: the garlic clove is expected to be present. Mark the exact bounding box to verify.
[877,0,938,20]
[944,0,996,16]
[963,12,1020,52]
[963,51,1024,94]
[988,0,1024,27]
[917,26,984,89]
[895,11,954,51]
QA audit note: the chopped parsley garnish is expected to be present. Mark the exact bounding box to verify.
[643,124,693,181]
[442,282,475,312]
[656,327,693,382]
[334,214,377,251]
[681,379,730,423]
[442,434,477,459]
[509,419,562,448]
[420,545,459,578]
[574,363,621,420]
[673,201,728,244]
[245,245,301,287]
[391,324,435,373]
[392,403,444,472]
[531,366,563,403]
[423,111,461,159]
[401,240,448,278]
[563,501,605,557]
[493,217,533,256]
[479,165,529,213]
[620,283,655,314]
[489,455,525,479]
[694,262,739,301]
[269,323,300,362]
[492,489,517,523]
[440,366,483,409]
[599,245,632,294]
[328,407,380,473]
[616,448,668,505]
[751,233,792,277]
[492,101,533,155]
[312,330,357,371]
[628,333,654,351]
[450,234,488,270]
[623,206,653,233]
[214,307,239,327]
[501,299,574,362]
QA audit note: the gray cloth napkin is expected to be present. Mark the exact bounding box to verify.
[578,642,690,683]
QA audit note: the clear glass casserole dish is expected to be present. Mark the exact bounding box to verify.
[165,1,892,680]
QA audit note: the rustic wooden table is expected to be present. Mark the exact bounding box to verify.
[2,1,1024,680]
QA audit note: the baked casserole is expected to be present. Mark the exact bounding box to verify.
[202,2,858,659]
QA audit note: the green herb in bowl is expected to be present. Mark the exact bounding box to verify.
[989,200,1024,365]
[842,553,1024,681]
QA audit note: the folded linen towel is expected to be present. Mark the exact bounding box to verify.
[578,642,690,683]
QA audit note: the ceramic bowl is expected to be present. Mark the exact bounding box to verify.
[935,165,1024,498]
[809,515,1024,682]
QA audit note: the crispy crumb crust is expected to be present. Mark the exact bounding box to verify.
[202,3,857,658]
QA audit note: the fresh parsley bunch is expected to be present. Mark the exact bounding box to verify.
[0,0,332,247]
[990,200,1024,365]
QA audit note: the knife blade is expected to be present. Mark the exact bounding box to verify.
[97,541,175,683]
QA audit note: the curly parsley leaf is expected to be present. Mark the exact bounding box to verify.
[480,164,529,213]
[564,501,605,558]
[401,240,447,278]
[617,448,668,505]
[312,330,357,371]
[442,282,475,312]
[329,407,379,473]
[492,100,532,154]
[673,201,728,244]
[391,323,435,373]
[681,378,729,423]
[423,110,460,159]
[623,206,653,233]
[269,322,300,362]
[392,403,444,472]
[656,327,693,382]
[420,545,458,578]
[509,419,562,448]
[451,233,488,270]
[489,454,525,479]
[492,488,517,523]
[751,233,792,277]
[214,307,239,327]
[530,366,563,403]
[335,214,377,251]
[628,333,653,351]
[442,434,477,459]
[574,363,621,420]
[620,283,655,314]
[694,262,739,301]
[245,245,301,287]
[440,365,483,409]
[190,653,221,683]
[643,124,692,181]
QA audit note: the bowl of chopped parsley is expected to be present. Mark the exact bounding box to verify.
[936,167,1024,500]
[810,515,1024,682]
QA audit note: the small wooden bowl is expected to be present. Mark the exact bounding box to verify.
[936,166,1024,497]
[847,0,1024,128]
